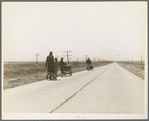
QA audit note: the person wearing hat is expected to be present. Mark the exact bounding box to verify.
[45,51,54,80]
[60,57,67,77]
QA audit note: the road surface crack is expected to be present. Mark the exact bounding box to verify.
[49,68,109,113]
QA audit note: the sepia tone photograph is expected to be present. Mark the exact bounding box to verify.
[2,1,148,119]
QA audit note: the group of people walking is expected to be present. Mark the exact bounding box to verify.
[46,51,93,80]
[45,51,67,80]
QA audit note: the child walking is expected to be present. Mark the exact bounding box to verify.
[53,58,59,80]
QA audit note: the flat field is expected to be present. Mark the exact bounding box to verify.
[117,62,145,80]
[3,61,112,90]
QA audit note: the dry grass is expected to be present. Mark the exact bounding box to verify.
[3,61,113,90]
[117,62,145,80]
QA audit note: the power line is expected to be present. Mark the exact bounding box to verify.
[63,51,72,64]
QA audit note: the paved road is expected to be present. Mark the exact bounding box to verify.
[3,63,144,114]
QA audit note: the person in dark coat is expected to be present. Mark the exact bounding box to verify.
[45,51,54,80]
[86,58,91,71]
[60,57,67,77]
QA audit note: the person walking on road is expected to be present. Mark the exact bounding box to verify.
[53,58,59,80]
[45,51,54,80]
[86,58,92,71]
[60,57,67,77]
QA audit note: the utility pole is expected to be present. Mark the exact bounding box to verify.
[128,56,129,64]
[35,53,39,64]
[77,58,79,62]
[63,51,72,64]
[84,55,89,60]
[140,55,142,65]
[94,57,96,63]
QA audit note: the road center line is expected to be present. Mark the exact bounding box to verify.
[49,68,109,113]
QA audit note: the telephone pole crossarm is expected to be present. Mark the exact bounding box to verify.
[63,51,73,64]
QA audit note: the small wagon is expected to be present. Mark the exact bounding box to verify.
[63,64,72,76]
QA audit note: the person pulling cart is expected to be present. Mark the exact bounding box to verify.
[60,57,72,76]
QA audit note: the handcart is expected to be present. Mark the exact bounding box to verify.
[63,64,72,76]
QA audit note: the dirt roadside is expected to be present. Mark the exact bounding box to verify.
[3,62,112,90]
[117,62,145,80]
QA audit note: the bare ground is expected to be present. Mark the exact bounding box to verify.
[117,62,145,80]
[3,61,112,90]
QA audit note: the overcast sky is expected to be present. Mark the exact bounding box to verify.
[2,2,147,62]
